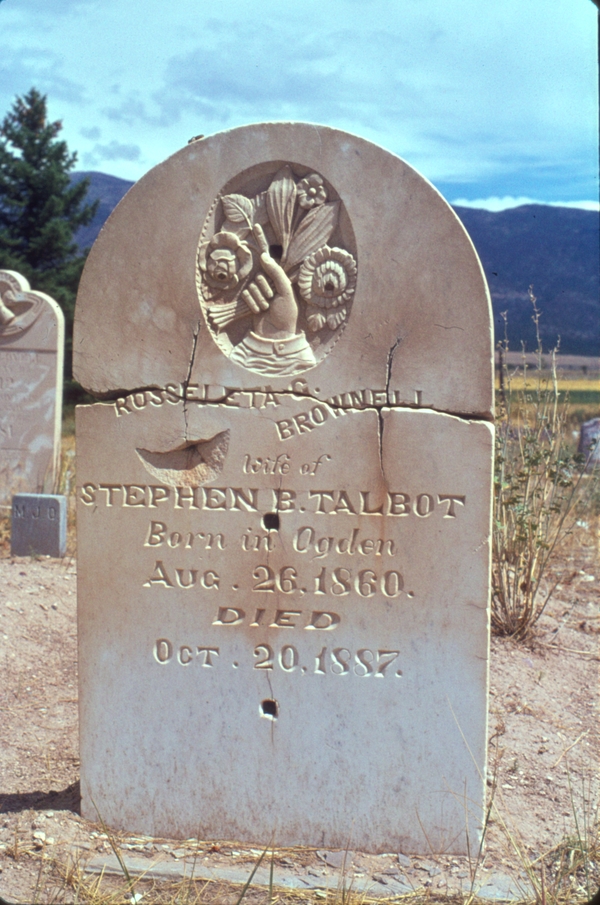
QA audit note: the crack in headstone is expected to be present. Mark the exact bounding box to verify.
[182,319,202,440]
[100,384,493,422]
[380,336,402,481]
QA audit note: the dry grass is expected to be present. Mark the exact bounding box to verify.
[16,825,600,905]
[492,299,599,640]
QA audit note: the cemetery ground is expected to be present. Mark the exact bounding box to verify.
[0,380,599,905]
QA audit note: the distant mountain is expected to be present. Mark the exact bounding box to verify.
[454,205,599,357]
[72,172,599,356]
[72,171,134,252]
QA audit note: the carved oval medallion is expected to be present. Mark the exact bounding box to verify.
[0,271,46,340]
[196,162,357,377]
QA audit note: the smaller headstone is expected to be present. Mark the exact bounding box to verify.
[0,270,64,510]
[578,417,600,471]
[11,493,67,558]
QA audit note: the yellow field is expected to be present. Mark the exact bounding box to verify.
[495,377,600,391]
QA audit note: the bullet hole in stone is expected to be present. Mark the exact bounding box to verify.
[269,244,283,261]
[261,699,278,720]
[263,512,280,531]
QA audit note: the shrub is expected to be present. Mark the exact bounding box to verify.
[491,291,596,639]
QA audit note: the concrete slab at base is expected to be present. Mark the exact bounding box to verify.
[82,851,529,900]
[11,493,67,557]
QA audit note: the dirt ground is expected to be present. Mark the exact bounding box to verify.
[0,525,598,904]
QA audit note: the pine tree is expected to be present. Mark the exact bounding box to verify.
[0,88,98,398]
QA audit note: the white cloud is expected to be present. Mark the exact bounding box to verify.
[451,197,600,213]
[80,126,101,140]
[2,0,99,17]
[0,44,87,105]
[547,201,600,213]
[0,0,597,193]
[83,141,141,166]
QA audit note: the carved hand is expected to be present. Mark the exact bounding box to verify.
[241,224,298,338]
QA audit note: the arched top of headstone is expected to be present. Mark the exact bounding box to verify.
[0,270,64,345]
[74,123,493,418]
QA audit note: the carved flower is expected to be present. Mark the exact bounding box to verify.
[306,308,327,332]
[198,231,253,291]
[297,173,327,209]
[325,307,347,330]
[298,246,357,310]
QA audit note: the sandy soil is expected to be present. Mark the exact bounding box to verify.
[0,527,598,904]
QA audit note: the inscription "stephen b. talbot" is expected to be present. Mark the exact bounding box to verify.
[79,484,466,518]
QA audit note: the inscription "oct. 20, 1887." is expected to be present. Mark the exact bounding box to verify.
[153,639,403,678]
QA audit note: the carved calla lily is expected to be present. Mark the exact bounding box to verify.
[266,165,296,261]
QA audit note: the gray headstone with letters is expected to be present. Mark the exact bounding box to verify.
[11,493,67,558]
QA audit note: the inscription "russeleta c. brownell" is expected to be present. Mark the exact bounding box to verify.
[79,484,466,517]
[112,384,426,417]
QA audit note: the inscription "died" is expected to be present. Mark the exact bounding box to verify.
[213,608,340,629]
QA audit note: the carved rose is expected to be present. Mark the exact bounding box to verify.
[198,231,253,291]
[297,173,327,209]
[297,246,357,310]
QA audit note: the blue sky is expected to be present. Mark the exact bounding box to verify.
[0,0,598,210]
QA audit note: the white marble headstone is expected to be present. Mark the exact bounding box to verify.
[74,124,494,854]
[0,271,64,510]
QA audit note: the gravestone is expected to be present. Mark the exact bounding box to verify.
[74,124,494,854]
[11,493,67,558]
[0,271,64,510]
[578,417,600,471]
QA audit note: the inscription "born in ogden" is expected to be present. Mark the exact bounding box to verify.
[79,484,466,518]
